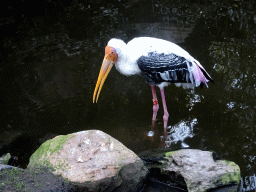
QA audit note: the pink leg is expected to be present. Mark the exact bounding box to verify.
[151,85,159,127]
[160,88,169,130]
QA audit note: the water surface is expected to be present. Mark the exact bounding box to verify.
[1,0,256,190]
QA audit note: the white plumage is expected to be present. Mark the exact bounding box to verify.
[107,37,212,89]
[108,37,192,75]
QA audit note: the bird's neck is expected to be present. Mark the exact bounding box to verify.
[114,47,141,76]
[108,38,141,76]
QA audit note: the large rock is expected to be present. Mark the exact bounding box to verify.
[140,149,241,192]
[164,149,240,192]
[28,130,148,191]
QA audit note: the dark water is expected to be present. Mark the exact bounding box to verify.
[1,0,256,191]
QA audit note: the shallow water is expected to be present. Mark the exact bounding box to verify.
[1,0,256,191]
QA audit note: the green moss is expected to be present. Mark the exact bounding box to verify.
[8,168,23,177]
[221,173,233,184]
[164,151,177,157]
[220,172,240,185]
[29,134,74,169]
[0,168,26,191]
[14,181,25,190]
[220,161,241,184]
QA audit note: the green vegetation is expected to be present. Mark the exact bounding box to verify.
[0,166,71,191]
[0,168,27,191]
[28,134,74,169]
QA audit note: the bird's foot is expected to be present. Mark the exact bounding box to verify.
[147,120,157,137]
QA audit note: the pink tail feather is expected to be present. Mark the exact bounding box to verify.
[193,63,208,87]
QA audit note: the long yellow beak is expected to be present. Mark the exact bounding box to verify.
[93,58,114,103]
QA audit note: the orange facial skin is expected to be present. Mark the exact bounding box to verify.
[93,46,118,103]
[105,46,118,62]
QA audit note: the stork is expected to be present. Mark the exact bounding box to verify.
[93,37,214,133]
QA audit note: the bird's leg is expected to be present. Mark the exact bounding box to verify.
[151,85,159,128]
[160,88,169,133]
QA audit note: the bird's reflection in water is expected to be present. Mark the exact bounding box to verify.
[164,118,197,148]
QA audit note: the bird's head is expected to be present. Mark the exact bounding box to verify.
[93,45,118,103]
[105,45,118,63]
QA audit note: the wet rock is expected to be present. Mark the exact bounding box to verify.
[28,130,148,192]
[0,164,23,171]
[0,153,11,165]
[165,149,240,192]
[140,149,240,192]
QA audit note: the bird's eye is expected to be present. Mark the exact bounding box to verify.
[111,52,113,55]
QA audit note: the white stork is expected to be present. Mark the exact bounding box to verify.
[93,37,214,132]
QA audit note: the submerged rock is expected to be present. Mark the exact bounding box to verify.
[28,130,148,192]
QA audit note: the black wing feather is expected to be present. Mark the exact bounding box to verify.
[137,52,194,85]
